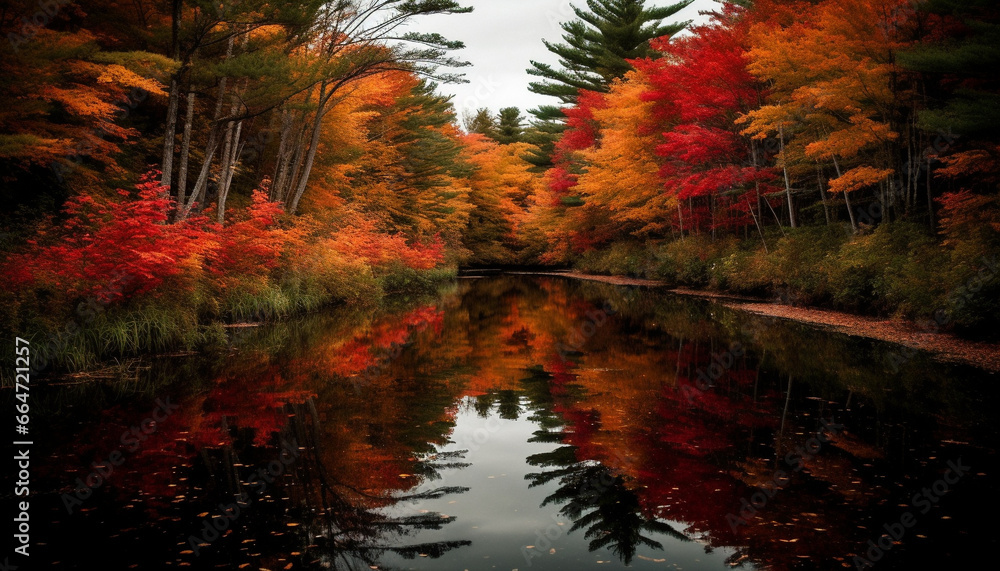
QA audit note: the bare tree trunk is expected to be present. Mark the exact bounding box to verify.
[926,154,934,231]
[216,98,239,223]
[689,197,697,235]
[274,86,317,205]
[843,189,857,231]
[817,164,830,225]
[217,116,244,223]
[180,34,234,219]
[882,179,891,223]
[905,109,915,217]
[288,83,331,215]
[747,199,768,253]
[676,202,684,240]
[710,194,716,241]
[271,109,293,201]
[779,126,797,228]
[160,0,183,190]
[832,155,857,232]
[752,140,764,227]
[184,135,220,217]
[216,31,253,222]
[765,196,786,236]
[175,90,196,218]
[282,119,313,206]
[277,110,313,206]
[161,78,180,190]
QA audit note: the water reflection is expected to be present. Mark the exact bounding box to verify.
[15,275,999,570]
[526,445,692,565]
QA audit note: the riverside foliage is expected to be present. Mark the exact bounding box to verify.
[1,0,999,372]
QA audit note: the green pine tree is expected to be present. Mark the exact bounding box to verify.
[524,0,692,169]
[527,0,692,104]
[463,107,499,139]
[495,107,525,144]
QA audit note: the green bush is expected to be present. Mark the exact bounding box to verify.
[219,279,294,322]
[827,223,943,314]
[282,258,381,311]
[377,263,458,295]
[571,220,999,333]
[766,225,851,304]
[714,241,773,295]
[651,236,734,286]
[941,234,1000,332]
[577,241,653,277]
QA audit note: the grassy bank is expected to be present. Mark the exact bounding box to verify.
[1,263,457,381]
[575,222,999,335]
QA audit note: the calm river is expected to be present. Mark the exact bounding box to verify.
[14,275,999,570]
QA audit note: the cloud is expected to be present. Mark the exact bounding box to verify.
[412,0,719,118]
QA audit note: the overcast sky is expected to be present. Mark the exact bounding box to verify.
[411,0,719,122]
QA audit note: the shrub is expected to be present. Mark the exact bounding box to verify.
[377,262,457,295]
[766,225,851,304]
[652,236,734,286]
[0,173,457,373]
[827,223,941,314]
[570,218,1000,333]
[714,241,773,295]
[577,241,652,277]
[3,172,207,314]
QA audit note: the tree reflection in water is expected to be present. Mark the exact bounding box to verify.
[525,440,691,565]
[28,276,1000,570]
[186,398,472,570]
[475,364,695,566]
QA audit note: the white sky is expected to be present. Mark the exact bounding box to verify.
[412,0,720,120]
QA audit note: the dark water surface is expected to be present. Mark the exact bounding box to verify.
[8,275,999,570]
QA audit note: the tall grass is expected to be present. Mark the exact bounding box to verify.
[377,263,458,295]
[0,261,457,382]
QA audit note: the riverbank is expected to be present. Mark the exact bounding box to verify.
[508,270,667,287]
[2,264,456,386]
[722,301,1000,372]
[519,270,1000,372]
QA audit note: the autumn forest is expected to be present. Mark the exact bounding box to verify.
[0,0,998,370]
[3,1,1000,570]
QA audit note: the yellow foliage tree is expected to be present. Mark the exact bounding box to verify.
[576,71,672,237]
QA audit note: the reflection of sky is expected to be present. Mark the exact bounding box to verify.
[377,396,745,570]
[412,0,718,119]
